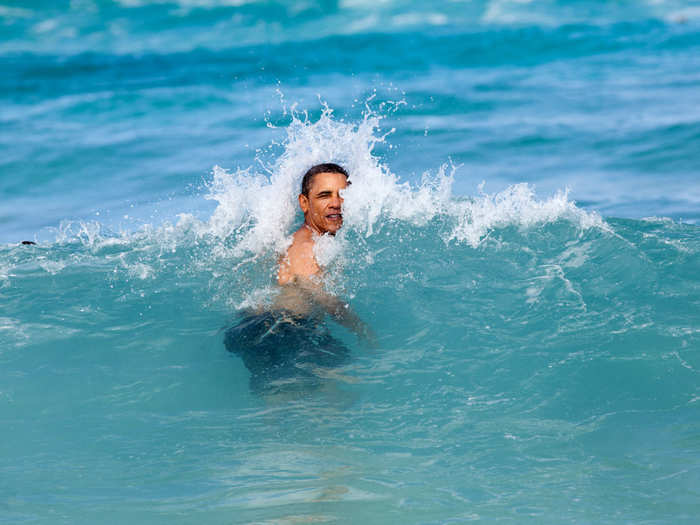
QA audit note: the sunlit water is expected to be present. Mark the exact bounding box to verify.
[2,1,700,523]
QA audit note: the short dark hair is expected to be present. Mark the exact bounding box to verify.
[300,163,349,196]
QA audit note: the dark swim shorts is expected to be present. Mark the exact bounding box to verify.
[224,310,351,394]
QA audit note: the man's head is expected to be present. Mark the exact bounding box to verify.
[298,163,350,235]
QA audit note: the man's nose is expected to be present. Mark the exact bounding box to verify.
[329,194,342,208]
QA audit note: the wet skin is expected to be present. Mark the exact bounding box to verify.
[272,171,374,343]
[299,171,347,236]
[277,171,348,287]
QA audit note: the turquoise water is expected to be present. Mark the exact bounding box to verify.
[2,1,700,523]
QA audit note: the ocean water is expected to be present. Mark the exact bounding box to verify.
[2,1,700,523]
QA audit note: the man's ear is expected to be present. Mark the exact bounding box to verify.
[298,193,309,214]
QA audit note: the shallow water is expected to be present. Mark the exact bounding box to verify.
[2,1,700,523]
[3,210,699,523]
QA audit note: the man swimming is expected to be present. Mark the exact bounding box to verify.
[277,162,349,286]
[274,163,370,335]
[225,163,373,394]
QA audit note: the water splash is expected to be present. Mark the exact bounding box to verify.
[1,104,607,310]
[203,105,604,252]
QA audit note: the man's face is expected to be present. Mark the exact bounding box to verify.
[298,171,348,235]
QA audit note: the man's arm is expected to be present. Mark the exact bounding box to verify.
[287,277,375,345]
[277,230,376,345]
[312,288,376,344]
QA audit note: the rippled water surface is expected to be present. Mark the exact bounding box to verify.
[2,1,700,523]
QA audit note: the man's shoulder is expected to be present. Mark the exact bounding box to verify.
[278,226,320,285]
[288,226,314,251]
[292,225,314,241]
[287,231,314,260]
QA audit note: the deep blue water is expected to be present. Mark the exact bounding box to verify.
[1,1,700,523]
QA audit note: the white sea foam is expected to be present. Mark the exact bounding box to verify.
[0,261,9,283]
[200,106,605,255]
[179,105,607,309]
[446,183,606,247]
[15,105,605,308]
[666,6,700,23]
[42,105,605,260]
[0,5,33,18]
